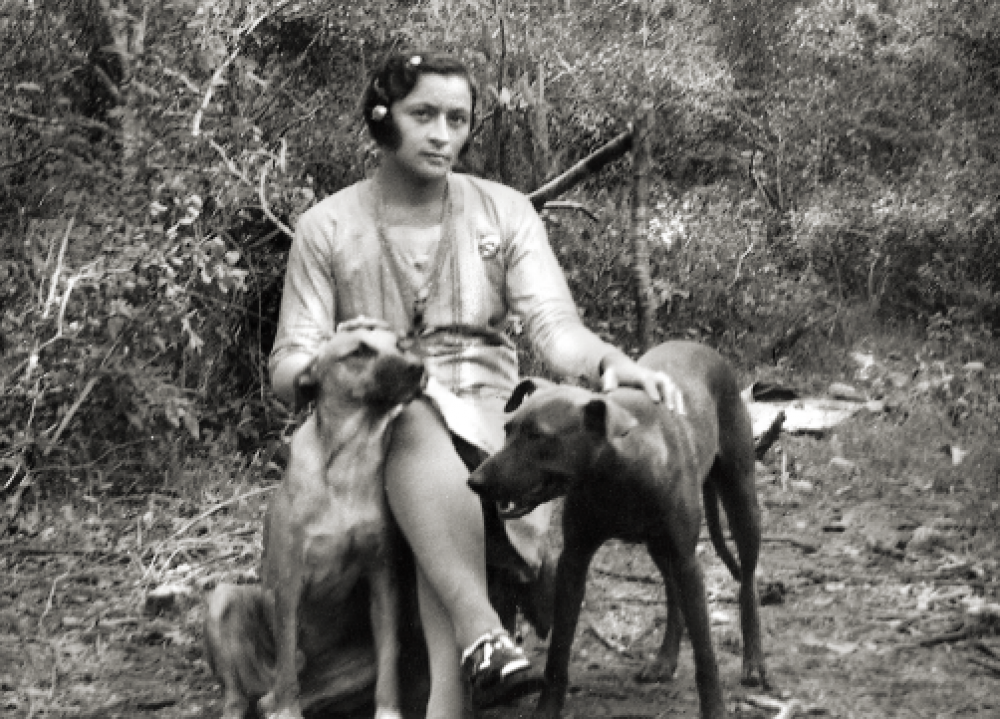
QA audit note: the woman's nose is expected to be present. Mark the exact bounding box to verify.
[428,114,449,143]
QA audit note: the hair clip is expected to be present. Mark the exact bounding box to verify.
[410,55,422,66]
[371,105,388,121]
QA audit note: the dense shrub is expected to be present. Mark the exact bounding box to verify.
[2,0,999,491]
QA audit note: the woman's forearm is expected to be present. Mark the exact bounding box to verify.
[529,316,619,384]
[271,352,315,407]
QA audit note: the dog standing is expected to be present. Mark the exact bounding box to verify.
[467,341,767,719]
[203,327,426,719]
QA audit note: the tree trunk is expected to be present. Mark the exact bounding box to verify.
[532,57,551,188]
[491,0,509,184]
[66,0,147,183]
[120,1,148,184]
[630,104,655,352]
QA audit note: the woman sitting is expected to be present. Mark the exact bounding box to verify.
[269,50,680,719]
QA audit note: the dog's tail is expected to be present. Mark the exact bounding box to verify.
[703,479,741,582]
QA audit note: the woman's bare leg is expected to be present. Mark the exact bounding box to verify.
[415,567,465,719]
[385,400,500,649]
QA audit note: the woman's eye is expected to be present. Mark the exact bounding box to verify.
[448,114,468,127]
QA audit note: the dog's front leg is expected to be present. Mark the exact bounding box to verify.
[537,511,601,719]
[369,548,402,719]
[259,512,307,719]
[655,536,726,719]
[637,547,683,683]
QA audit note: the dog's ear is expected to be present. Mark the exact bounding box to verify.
[583,398,638,439]
[293,359,320,412]
[505,377,554,412]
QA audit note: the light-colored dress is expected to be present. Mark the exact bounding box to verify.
[270,172,617,569]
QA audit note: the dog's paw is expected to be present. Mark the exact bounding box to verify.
[374,708,403,719]
[740,664,770,691]
[533,686,565,719]
[635,659,677,684]
[259,692,305,719]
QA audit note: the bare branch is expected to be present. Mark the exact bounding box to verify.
[259,163,295,240]
[42,218,74,319]
[192,0,292,137]
[206,138,251,184]
[528,130,633,210]
[539,200,599,222]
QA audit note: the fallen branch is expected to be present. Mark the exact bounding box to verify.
[968,655,1000,676]
[592,566,660,584]
[42,375,100,456]
[764,534,819,554]
[5,106,111,132]
[168,484,277,540]
[745,694,802,719]
[697,531,818,554]
[528,129,633,210]
[540,200,599,222]
[754,410,786,459]
[918,626,973,647]
[975,641,1000,661]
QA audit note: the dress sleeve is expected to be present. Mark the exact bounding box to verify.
[503,196,616,382]
[268,208,338,381]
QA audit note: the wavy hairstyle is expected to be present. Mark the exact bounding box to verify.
[361,51,478,152]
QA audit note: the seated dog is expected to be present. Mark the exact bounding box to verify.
[467,341,768,719]
[203,327,426,719]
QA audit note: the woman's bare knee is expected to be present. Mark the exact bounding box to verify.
[389,400,451,456]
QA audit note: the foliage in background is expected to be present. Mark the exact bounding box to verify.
[2,0,999,493]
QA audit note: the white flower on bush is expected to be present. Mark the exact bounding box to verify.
[649,202,688,248]
[178,195,203,226]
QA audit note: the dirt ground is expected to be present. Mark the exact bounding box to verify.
[3,378,1000,719]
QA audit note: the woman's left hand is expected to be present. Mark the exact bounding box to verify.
[600,351,686,415]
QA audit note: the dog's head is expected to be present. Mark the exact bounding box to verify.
[293,327,427,415]
[467,378,638,518]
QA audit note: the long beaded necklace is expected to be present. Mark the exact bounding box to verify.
[374,179,454,333]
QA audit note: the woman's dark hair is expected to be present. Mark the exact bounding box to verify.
[362,51,478,150]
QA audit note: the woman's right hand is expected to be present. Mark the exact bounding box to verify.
[337,315,392,333]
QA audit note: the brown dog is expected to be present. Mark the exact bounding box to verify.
[203,327,426,719]
[467,341,767,719]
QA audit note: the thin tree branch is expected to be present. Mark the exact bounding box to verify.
[0,146,57,171]
[259,163,294,240]
[192,0,291,137]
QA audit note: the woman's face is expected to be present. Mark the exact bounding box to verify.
[386,73,473,182]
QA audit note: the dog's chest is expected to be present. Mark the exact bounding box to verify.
[302,504,389,591]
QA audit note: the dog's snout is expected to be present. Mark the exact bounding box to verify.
[410,361,428,389]
[466,470,485,494]
[371,353,427,405]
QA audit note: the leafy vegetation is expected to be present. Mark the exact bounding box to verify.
[2,0,998,492]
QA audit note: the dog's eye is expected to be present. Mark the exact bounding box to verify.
[521,425,546,441]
